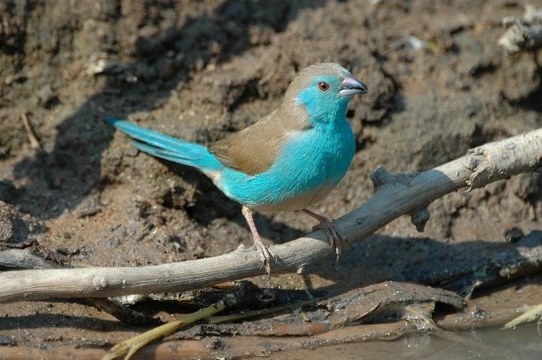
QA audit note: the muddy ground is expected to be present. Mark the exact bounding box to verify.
[0,0,541,358]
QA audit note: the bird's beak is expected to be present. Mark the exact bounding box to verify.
[339,75,368,97]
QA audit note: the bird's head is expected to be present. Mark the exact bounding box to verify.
[287,63,367,125]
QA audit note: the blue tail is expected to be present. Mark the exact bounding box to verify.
[107,117,223,173]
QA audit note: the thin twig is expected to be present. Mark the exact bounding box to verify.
[21,113,42,150]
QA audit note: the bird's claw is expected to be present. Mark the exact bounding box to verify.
[312,219,345,262]
[242,206,278,276]
[254,242,278,276]
[302,209,346,261]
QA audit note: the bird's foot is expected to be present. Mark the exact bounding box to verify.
[302,209,345,261]
[254,241,278,275]
[315,219,345,262]
[242,205,278,276]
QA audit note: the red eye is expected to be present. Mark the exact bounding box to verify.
[318,82,330,91]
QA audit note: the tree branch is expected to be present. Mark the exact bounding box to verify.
[0,128,540,303]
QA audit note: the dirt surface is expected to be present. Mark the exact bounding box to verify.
[1,0,541,358]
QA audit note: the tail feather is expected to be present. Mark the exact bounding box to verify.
[108,117,222,172]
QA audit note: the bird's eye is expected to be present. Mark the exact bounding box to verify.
[318,82,330,91]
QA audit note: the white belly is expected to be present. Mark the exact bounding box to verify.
[251,183,335,214]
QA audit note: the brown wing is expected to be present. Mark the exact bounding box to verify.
[210,66,318,175]
[209,110,286,175]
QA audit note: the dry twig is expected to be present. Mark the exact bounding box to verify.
[21,113,42,150]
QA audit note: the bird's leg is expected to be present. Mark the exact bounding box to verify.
[242,206,276,275]
[302,208,345,261]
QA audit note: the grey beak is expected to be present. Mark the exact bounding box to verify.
[339,75,368,97]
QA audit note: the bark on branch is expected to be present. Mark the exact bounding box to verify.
[0,128,540,303]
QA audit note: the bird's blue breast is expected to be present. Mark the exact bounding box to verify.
[215,120,355,212]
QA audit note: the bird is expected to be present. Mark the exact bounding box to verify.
[108,62,367,274]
